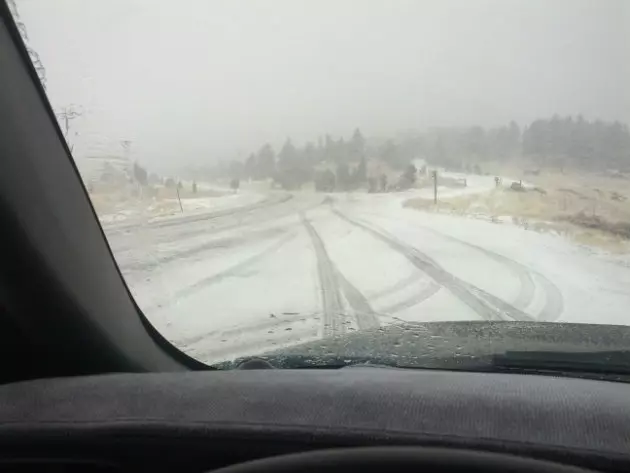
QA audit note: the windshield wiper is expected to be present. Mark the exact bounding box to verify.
[219,351,630,381]
[491,350,630,377]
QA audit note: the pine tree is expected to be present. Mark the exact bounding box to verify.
[256,144,275,179]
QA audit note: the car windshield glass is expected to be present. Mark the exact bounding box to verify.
[12,0,630,371]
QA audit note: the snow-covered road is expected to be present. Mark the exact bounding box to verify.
[104,184,630,364]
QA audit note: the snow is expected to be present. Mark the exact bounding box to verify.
[154,192,264,221]
[344,201,630,326]
[99,190,266,230]
[102,178,630,363]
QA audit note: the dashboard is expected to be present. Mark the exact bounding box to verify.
[0,367,629,472]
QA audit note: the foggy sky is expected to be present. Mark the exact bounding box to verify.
[16,0,630,171]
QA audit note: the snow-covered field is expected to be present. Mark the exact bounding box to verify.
[103,179,630,364]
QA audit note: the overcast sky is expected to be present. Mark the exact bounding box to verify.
[15,0,630,172]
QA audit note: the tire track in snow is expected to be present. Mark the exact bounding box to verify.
[150,199,320,244]
[108,195,310,253]
[368,270,441,315]
[333,209,534,322]
[144,232,296,312]
[424,228,563,320]
[106,193,293,234]
[418,227,536,310]
[336,271,381,330]
[301,214,380,335]
[535,273,564,321]
[379,281,441,314]
[369,273,422,300]
[301,215,346,337]
[119,225,291,274]
[358,209,563,321]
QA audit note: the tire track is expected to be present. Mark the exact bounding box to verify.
[108,195,310,253]
[368,270,441,315]
[379,281,441,314]
[151,198,320,243]
[369,273,422,300]
[357,209,563,321]
[105,193,293,234]
[301,214,380,335]
[301,215,346,337]
[144,232,296,312]
[423,227,563,320]
[118,225,292,274]
[333,209,534,322]
[534,273,564,321]
[447,237,535,311]
[336,271,381,330]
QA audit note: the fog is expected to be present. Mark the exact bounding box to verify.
[16,0,630,171]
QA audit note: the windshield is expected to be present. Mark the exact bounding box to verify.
[12,0,630,370]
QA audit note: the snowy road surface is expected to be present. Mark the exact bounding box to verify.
[105,183,630,364]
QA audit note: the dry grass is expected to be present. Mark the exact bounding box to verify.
[89,183,227,219]
[404,165,630,252]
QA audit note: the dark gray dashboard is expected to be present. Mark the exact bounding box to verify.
[0,368,629,471]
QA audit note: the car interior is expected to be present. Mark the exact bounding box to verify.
[1,2,630,472]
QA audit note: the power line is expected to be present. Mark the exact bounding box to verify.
[7,0,47,87]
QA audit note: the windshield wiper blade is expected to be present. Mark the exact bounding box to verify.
[492,350,630,376]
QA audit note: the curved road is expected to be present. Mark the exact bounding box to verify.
[104,187,630,364]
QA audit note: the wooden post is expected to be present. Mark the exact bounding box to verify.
[176,187,183,213]
[432,170,438,204]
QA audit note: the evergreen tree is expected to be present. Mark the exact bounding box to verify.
[244,153,256,179]
[336,163,351,190]
[255,144,275,179]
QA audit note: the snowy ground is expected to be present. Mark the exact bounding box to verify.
[99,189,267,229]
[103,178,630,364]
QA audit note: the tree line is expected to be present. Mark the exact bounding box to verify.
[222,129,371,191]
[522,116,630,171]
[209,116,630,190]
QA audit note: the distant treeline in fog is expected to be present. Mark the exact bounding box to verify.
[207,116,630,186]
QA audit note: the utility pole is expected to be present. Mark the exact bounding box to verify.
[56,106,82,152]
[176,186,183,213]
[121,140,139,196]
[432,170,438,204]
